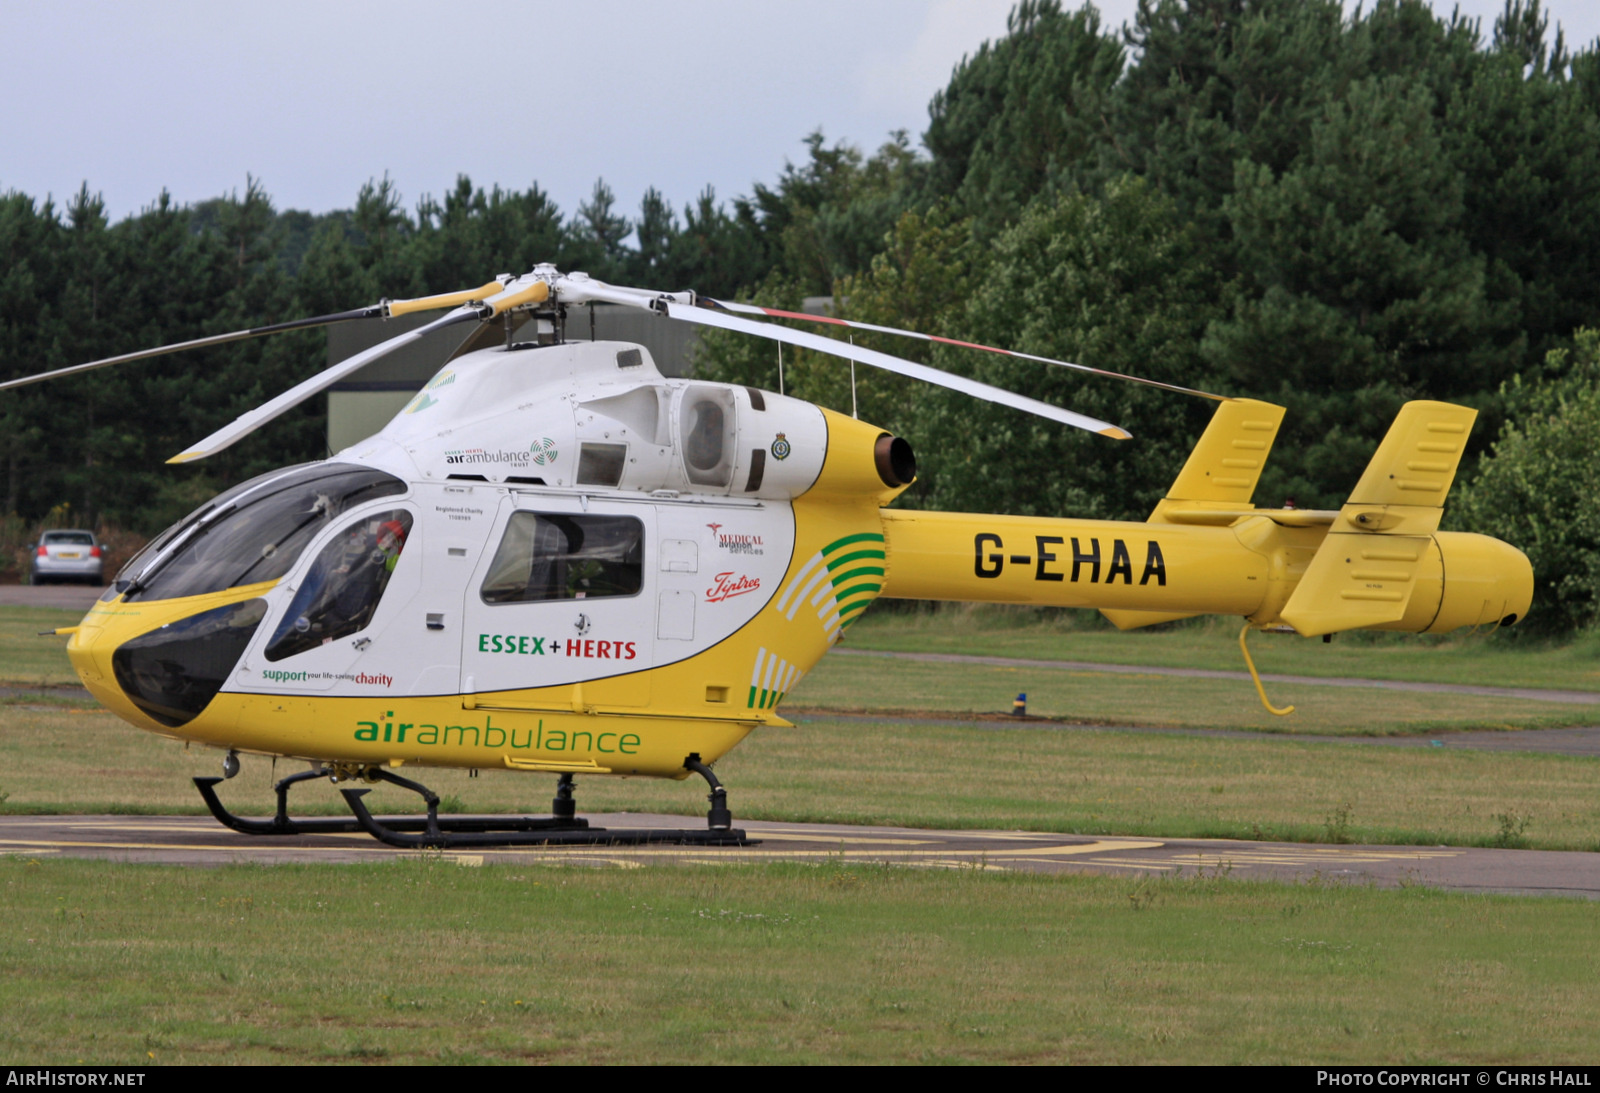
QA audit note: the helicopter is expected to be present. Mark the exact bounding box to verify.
[5,264,1534,848]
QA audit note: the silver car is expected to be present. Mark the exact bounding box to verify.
[31,530,104,585]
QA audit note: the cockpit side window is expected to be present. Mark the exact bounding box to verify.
[263,510,413,661]
[481,512,642,604]
[126,464,405,602]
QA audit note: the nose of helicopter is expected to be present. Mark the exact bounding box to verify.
[68,590,270,734]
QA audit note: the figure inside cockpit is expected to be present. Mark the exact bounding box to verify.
[264,510,411,661]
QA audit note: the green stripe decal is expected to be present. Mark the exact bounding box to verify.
[830,565,885,586]
[748,685,758,708]
[826,549,886,573]
[825,537,889,563]
[822,532,885,557]
[835,584,882,605]
[810,533,888,635]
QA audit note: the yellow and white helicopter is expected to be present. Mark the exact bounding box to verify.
[6,264,1534,847]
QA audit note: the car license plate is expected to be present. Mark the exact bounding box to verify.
[59,552,80,559]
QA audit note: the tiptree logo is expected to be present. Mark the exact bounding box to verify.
[773,531,886,643]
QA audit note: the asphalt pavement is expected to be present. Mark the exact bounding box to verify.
[2,812,1595,899]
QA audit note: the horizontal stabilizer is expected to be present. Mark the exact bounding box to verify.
[1277,534,1434,637]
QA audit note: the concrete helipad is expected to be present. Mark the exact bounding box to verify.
[2,813,1596,899]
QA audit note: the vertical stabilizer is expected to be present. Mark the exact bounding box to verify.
[1154,398,1286,513]
[1102,398,1284,630]
[1279,401,1477,637]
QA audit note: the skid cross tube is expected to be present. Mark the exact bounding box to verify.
[193,771,595,838]
[340,788,754,848]
[195,773,362,835]
[330,756,754,848]
[194,756,757,848]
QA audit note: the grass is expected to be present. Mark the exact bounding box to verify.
[844,604,1600,693]
[6,609,1600,1064]
[4,704,1600,851]
[1,858,1596,1065]
[788,650,1595,735]
[1,607,88,687]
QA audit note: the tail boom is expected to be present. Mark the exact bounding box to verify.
[877,510,1531,635]
[878,510,1271,617]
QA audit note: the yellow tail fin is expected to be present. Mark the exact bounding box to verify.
[1279,401,1477,637]
[1154,398,1286,514]
[1103,398,1285,630]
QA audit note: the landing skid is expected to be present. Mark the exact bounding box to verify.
[192,753,754,848]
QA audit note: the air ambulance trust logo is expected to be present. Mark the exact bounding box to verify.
[771,433,791,461]
[531,437,558,465]
[446,446,532,466]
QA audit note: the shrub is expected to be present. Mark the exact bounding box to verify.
[1452,330,1600,632]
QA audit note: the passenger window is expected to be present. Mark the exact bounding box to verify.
[481,512,643,604]
[264,510,413,661]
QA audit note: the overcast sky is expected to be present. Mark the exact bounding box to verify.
[4,0,1596,228]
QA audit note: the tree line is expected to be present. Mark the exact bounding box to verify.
[3,0,1598,628]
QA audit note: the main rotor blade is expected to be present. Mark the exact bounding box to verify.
[699,297,1227,402]
[0,281,509,395]
[168,307,479,463]
[386,280,505,317]
[661,301,1131,439]
[0,307,384,393]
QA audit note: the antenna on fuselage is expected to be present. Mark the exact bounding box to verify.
[850,335,857,419]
